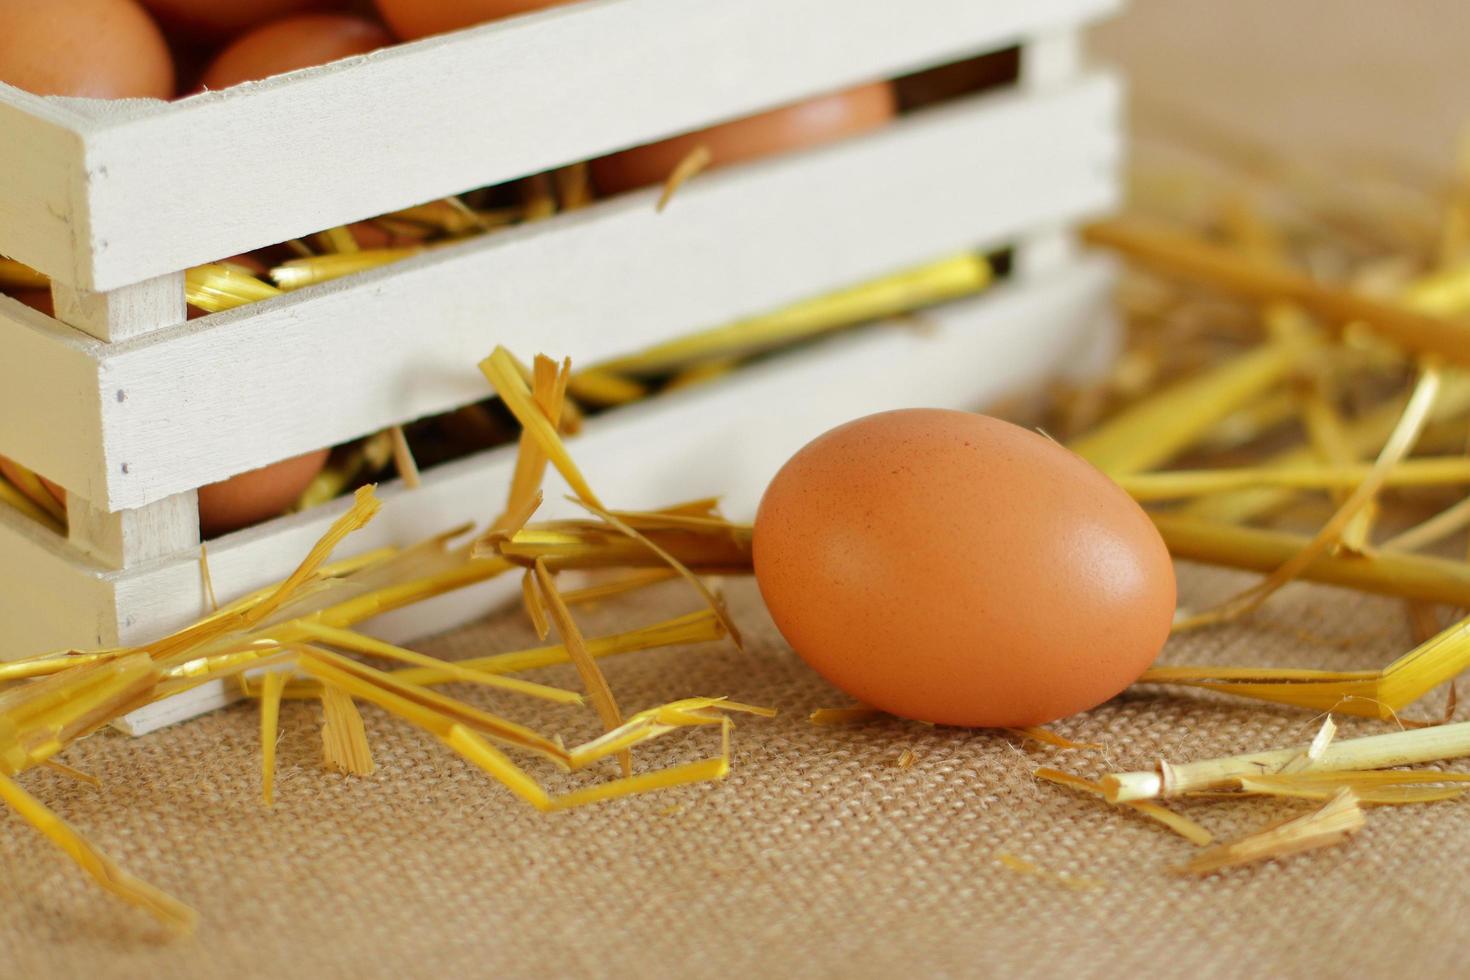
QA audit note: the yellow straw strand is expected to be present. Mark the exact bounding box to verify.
[270,249,423,290]
[1175,360,1442,629]
[185,264,281,313]
[1035,767,1213,845]
[0,472,64,533]
[533,560,628,774]
[1008,727,1103,751]
[1069,339,1307,475]
[480,348,603,510]
[657,144,712,212]
[1177,789,1363,874]
[1085,218,1470,365]
[572,499,743,648]
[41,760,99,788]
[294,621,581,705]
[521,569,551,641]
[597,254,992,377]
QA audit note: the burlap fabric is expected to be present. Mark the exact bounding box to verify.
[2,563,1466,979]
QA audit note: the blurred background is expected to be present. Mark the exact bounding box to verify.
[1094,0,1469,178]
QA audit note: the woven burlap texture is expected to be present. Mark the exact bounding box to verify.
[2,565,1466,979]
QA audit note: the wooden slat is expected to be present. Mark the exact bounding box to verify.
[1023,31,1086,89]
[66,490,200,570]
[0,91,87,284]
[2,0,1117,289]
[0,295,109,501]
[82,76,1119,511]
[0,506,115,657]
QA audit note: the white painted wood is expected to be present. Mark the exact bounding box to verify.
[50,272,186,343]
[112,683,243,737]
[0,504,116,655]
[1011,25,1096,288]
[75,76,1119,512]
[0,0,1128,731]
[0,0,1119,291]
[66,490,200,570]
[1015,229,1081,279]
[0,294,110,503]
[45,271,199,568]
[100,256,1116,732]
[0,90,89,285]
[1061,301,1124,382]
[547,257,1118,516]
[1023,31,1087,89]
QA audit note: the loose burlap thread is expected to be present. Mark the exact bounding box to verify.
[2,565,1466,979]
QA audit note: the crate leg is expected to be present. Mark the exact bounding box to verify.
[1021,30,1083,91]
[65,490,200,570]
[1014,229,1078,280]
[49,272,186,343]
[1014,28,1087,284]
[1014,229,1117,380]
[1019,28,1112,376]
[49,271,199,568]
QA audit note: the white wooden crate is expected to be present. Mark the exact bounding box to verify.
[0,0,1125,727]
[107,257,1120,734]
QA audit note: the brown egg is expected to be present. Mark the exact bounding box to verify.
[753,409,1176,728]
[374,0,569,41]
[140,0,338,39]
[0,0,174,99]
[200,13,392,89]
[590,82,897,195]
[198,448,330,537]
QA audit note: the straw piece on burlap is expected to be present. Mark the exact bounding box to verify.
[3,567,1467,977]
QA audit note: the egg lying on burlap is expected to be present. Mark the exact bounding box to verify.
[752,409,1176,728]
